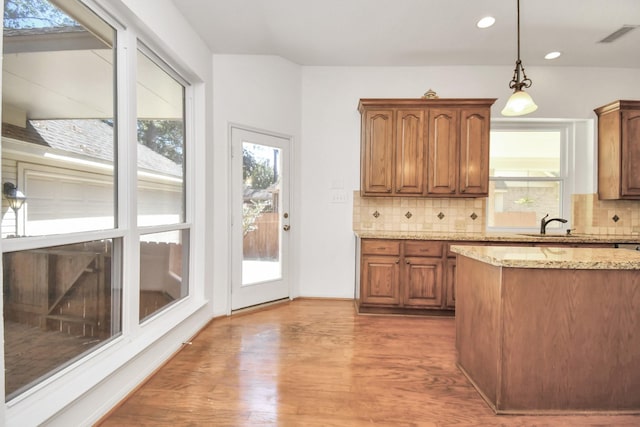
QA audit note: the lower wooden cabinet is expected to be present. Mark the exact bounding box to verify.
[359,239,447,314]
[358,238,617,315]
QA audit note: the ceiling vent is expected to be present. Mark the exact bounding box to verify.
[598,25,639,43]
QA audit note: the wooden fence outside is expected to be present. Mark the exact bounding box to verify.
[243,212,279,260]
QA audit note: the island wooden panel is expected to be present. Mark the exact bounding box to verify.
[456,255,640,414]
[500,267,640,411]
[454,257,501,404]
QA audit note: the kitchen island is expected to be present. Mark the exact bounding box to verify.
[450,245,640,414]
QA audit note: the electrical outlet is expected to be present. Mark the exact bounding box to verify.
[330,190,348,203]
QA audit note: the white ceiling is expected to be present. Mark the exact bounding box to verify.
[171,0,640,68]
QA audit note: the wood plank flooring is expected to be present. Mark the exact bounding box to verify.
[98,299,640,426]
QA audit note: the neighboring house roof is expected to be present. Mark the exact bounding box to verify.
[2,119,182,177]
[3,26,84,38]
[243,183,280,202]
[2,120,48,146]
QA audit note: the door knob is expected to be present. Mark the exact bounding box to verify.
[283,225,290,231]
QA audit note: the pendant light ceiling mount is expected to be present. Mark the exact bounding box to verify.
[501,0,538,117]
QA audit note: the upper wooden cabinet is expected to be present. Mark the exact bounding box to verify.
[359,98,496,197]
[595,100,640,200]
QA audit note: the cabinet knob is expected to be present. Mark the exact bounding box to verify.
[406,260,410,264]
[461,188,466,193]
[395,259,400,264]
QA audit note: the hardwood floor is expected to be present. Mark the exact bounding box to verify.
[98,299,640,426]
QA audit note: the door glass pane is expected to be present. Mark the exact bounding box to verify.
[139,229,189,322]
[136,49,185,227]
[2,0,116,238]
[242,142,281,285]
[3,238,122,400]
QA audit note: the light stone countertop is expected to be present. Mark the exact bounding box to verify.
[354,230,640,244]
[450,245,640,270]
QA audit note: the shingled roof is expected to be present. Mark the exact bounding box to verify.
[3,119,182,177]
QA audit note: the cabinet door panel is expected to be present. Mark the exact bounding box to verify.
[361,255,401,305]
[362,110,394,194]
[403,257,443,307]
[622,110,640,196]
[427,109,458,194]
[395,109,425,194]
[459,108,490,196]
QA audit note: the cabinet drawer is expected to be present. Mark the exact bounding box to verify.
[404,241,444,257]
[361,239,401,255]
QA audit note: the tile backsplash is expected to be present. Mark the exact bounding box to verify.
[353,192,640,235]
[572,194,640,235]
[352,191,485,233]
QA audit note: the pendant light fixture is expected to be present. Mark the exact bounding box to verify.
[501,0,538,116]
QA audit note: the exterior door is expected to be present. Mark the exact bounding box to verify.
[231,126,291,310]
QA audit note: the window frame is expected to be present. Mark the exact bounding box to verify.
[486,119,574,233]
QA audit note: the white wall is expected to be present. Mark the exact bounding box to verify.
[298,65,640,298]
[212,55,302,314]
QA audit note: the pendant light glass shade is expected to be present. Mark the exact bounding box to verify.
[501,90,538,116]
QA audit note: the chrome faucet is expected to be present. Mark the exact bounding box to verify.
[540,214,568,234]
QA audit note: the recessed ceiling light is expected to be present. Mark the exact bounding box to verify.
[477,16,496,29]
[544,51,562,60]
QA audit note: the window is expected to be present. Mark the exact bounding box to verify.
[136,47,189,321]
[2,0,116,238]
[1,0,192,401]
[139,230,189,321]
[3,239,120,398]
[487,121,571,231]
[136,48,185,227]
[2,0,120,400]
